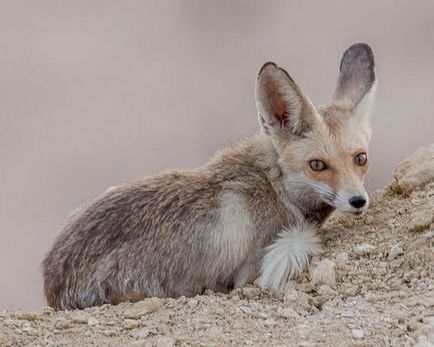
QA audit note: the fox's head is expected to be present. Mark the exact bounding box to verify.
[256,43,376,215]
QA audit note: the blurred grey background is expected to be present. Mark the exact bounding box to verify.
[0,1,433,310]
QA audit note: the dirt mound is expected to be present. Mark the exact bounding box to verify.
[1,145,433,347]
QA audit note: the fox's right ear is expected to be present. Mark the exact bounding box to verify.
[255,62,319,137]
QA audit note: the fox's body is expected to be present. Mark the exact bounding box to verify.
[43,43,376,310]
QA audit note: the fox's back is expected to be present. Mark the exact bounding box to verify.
[43,170,219,308]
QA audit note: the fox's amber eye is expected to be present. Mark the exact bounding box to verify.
[309,160,327,171]
[354,153,368,166]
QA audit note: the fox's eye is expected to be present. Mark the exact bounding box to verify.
[354,153,368,166]
[309,160,327,171]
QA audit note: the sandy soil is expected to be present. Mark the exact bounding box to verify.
[1,147,433,347]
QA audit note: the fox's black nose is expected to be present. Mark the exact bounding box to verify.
[349,196,366,209]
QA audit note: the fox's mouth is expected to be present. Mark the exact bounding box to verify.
[310,183,369,216]
[322,201,366,216]
[350,210,365,217]
[317,194,368,217]
[335,206,368,217]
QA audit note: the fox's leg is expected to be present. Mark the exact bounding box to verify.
[259,220,323,290]
[233,256,258,289]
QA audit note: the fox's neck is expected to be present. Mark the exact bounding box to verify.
[210,133,335,225]
[274,158,336,224]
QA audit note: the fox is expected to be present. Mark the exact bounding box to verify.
[42,43,376,310]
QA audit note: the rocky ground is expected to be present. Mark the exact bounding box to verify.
[1,145,433,347]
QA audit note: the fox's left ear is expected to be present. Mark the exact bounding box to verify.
[332,43,376,116]
[255,62,320,137]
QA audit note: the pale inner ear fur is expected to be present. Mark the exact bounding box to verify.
[255,62,320,137]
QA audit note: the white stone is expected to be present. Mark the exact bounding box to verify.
[21,321,38,336]
[123,319,140,330]
[54,318,71,330]
[188,299,198,307]
[423,231,433,239]
[352,328,365,339]
[155,337,176,347]
[393,144,434,194]
[124,298,164,319]
[388,244,404,260]
[14,311,40,321]
[317,285,337,297]
[354,243,376,256]
[336,252,349,265]
[422,316,434,326]
[407,211,433,233]
[364,215,374,225]
[263,318,277,326]
[87,317,99,326]
[42,307,55,315]
[310,259,336,288]
[103,329,117,336]
[132,328,151,339]
[242,287,260,300]
[276,307,299,320]
[70,311,90,324]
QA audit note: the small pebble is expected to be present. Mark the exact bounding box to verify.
[14,311,41,321]
[87,317,99,326]
[336,252,349,265]
[132,328,151,339]
[317,285,337,297]
[364,215,374,225]
[54,318,71,330]
[42,307,55,315]
[123,319,140,330]
[188,299,198,307]
[423,230,433,239]
[352,328,364,339]
[422,316,434,326]
[403,270,418,283]
[276,307,299,320]
[104,329,117,337]
[123,298,164,319]
[310,259,336,288]
[21,321,38,336]
[396,311,406,323]
[70,311,90,324]
[354,243,376,256]
[388,244,404,260]
[242,287,260,300]
[263,318,277,326]
[155,337,176,347]
[407,211,433,233]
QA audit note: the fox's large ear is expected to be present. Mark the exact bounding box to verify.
[332,43,376,114]
[256,62,319,137]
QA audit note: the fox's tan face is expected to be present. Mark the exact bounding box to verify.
[256,43,376,215]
